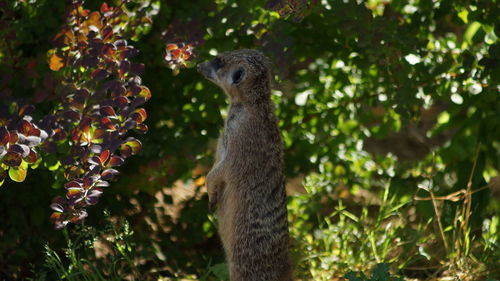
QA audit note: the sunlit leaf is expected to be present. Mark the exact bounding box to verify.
[87,11,102,29]
[120,138,142,157]
[66,187,83,199]
[138,86,151,101]
[49,53,65,71]
[100,117,116,131]
[100,150,110,165]
[8,161,28,182]
[131,108,147,123]
[50,212,62,222]
[0,168,6,186]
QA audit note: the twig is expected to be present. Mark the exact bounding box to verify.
[428,153,449,254]
[414,184,490,201]
[464,144,480,234]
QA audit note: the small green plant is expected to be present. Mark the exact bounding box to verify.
[42,211,139,281]
[345,263,403,281]
[289,174,419,280]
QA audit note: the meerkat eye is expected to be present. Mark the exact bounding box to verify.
[231,68,244,84]
[212,57,224,70]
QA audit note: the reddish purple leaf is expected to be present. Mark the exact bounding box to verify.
[86,187,103,205]
[65,180,82,189]
[24,150,38,163]
[88,155,102,166]
[102,25,113,41]
[91,68,109,80]
[95,180,109,187]
[99,106,116,117]
[0,127,9,146]
[100,117,116,131]
[10,144,30,157]
[138,86,151,101]
[92,129,106,141]
[114,96,130,107]
[119,138,141,157]
[66,187,83,200]
[120,46,139,59]
[102,43,116,56]
[101,168,119,180]
[78,117,92,133]
[8,130,19,144]
[100,150,110,164]
[120,145,132,158]
[63,110,81,121]
[118,60,130,78]
[108,155,124,167]
[27,127,41,137]
[122,119,137,130]
[18,120,33,135]
[82,177,93,189]
[131,108,147,123]
[111,85,126,97]
[135,123,148,134]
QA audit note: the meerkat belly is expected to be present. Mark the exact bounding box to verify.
[216,183,240,260]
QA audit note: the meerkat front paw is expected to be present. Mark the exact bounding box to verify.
[208,188,218,212]
[206,172,219,212]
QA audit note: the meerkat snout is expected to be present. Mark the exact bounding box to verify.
[198,50,272,104]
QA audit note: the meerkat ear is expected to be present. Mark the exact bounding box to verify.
[231,68,245,84]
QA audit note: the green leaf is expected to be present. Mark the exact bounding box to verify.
[209,263,229,281]
[372,263,390,280]
[464,22,482,43]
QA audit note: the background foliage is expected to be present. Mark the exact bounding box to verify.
[0,0,498,280]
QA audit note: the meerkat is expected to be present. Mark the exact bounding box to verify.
[198,49,292,281]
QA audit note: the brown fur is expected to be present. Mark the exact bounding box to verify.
[198,50,292,281]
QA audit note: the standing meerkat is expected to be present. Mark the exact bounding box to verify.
[198,49,292,281]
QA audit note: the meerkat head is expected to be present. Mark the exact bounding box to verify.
[197,49,272,104]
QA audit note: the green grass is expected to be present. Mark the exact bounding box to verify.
[288,173,499,280]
